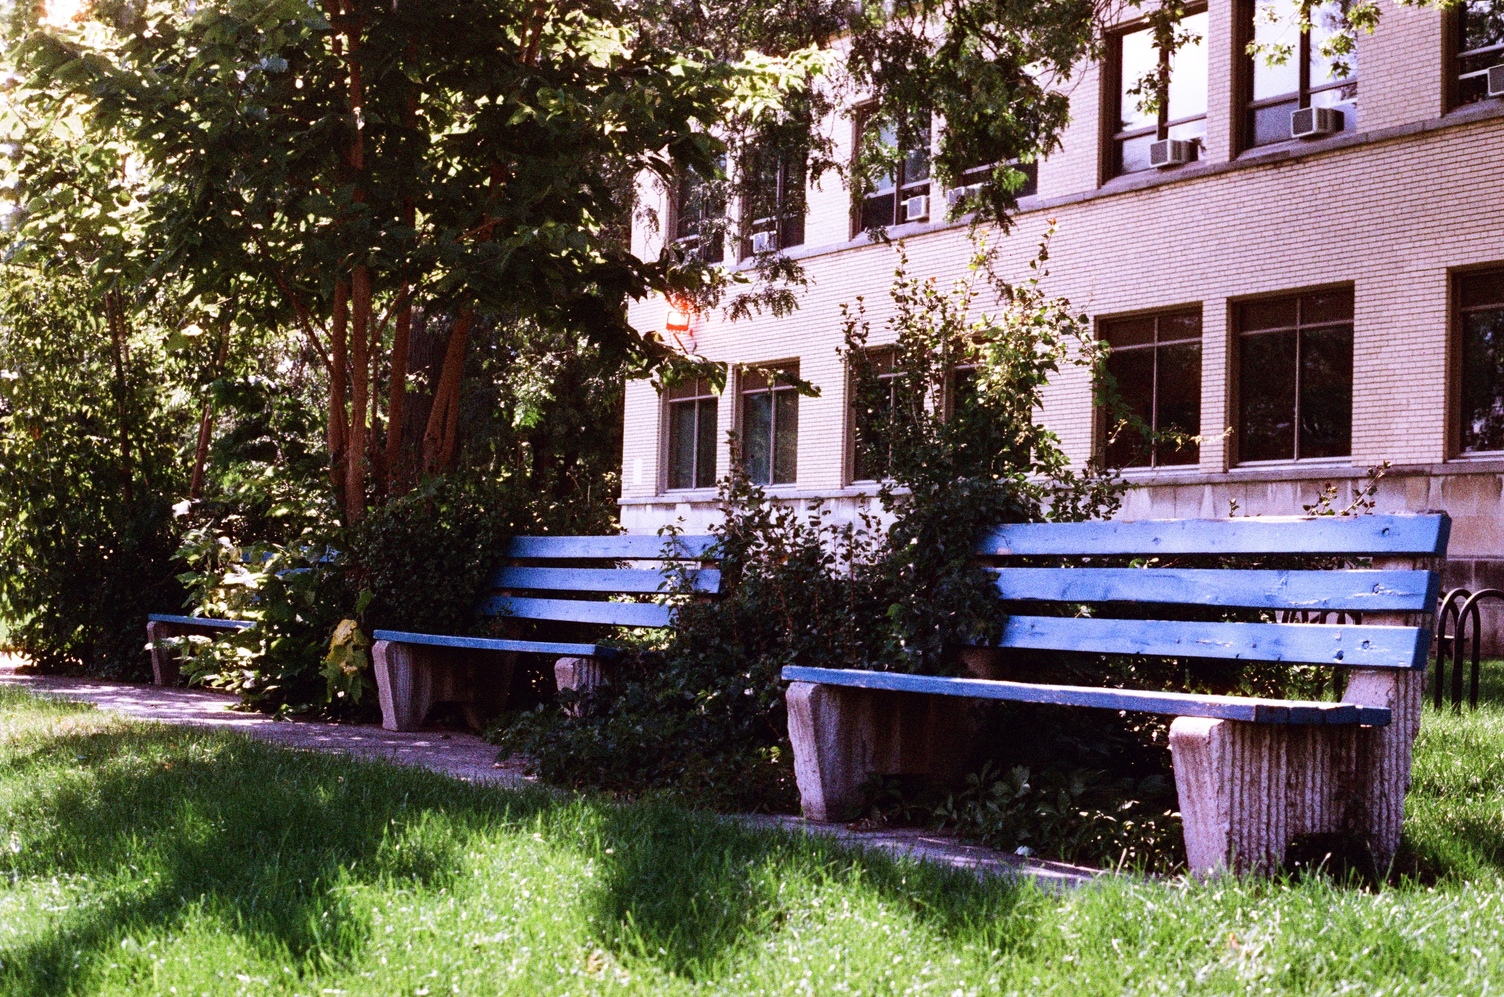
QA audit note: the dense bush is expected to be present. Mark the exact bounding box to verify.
[0,275,190,678]
[499,236,1128,815]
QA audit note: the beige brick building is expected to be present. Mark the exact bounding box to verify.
[620,2,1504,610]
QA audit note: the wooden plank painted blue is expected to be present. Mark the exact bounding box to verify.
[147,614,254,630]
[507,535,718,560]
[480,595,674,628]
[977,514,1450,558]
[781,666,1392,726]
[371,629,607,658]
[984,615,1430,670]
[489,566,722,595]
[991,567,1439,612]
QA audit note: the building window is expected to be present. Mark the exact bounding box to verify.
[665,376,718,490]
[1457,268,1504,454]
[1110,9,1208,176]
[671,159,726,264]
[855,109,932,233]
[1237,290,1353,463]
[740,141,807,258]
[1244,0,1358,148]
[849,349,908,482]
[739,366,799,485]
[947,158,1038,214]
[1102,311,1203,469]
[1455,1,1504,107]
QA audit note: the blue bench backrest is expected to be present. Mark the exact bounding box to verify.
[974,514,1449,671]
[481,534,719,629]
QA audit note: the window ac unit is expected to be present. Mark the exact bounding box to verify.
[750,230,778,254]
[1149,138,1197,168]
[1290,106,1343,139]
[945,184,984,211]
[901,194,929,222]
[1489,63,1504,98]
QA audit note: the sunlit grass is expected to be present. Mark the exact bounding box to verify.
[2,678,1504,995]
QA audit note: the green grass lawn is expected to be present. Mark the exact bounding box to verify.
[2,676,1504,997]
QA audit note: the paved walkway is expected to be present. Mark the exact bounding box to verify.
[0,657,1096,888]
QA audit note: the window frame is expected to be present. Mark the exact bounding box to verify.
[662,376,720,492]
[1452,264,1504,457]
[1099,308,1204,471]
[669,160,727,265]
[852,107,934,236]
[847,347,908,484]
[737,363,801,486]
[1238,0,1360,151]
[1106,5,1209,179]
[739,141,808,260]
[1450,1,1504,109]
[1233,287,1356,465]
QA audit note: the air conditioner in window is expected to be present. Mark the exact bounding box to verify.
[901,194,930,223]
[1489,63,1504,98]
[1290,106,1343,139]
[945,184,985,211]
[750,230,778,254]
[1148,138,1198,168]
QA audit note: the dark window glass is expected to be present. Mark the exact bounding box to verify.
[1111,11,1208,176]
[1237,291,1353,462]
[1102,310,1203,468]
[741,141,807,258]
[856,110,932,233]
[851,350,909,482]
[673,157,726,264]
[1459,267,1504,453]
[1458,1,1504,105]
[666,377,718,489]
[1246,0,1358,148]
[740,367,799,485]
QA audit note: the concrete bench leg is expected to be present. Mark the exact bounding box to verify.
[785,681,974,822]
[146,621,184,686]
[372,640,514,732]
[1170,668,1425,876]
[554,657,608,715]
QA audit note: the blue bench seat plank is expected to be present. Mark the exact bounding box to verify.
[507,535,717,560]
[489,566,721,595]
[147,614,254,630]
[781,666,1391,727]
[983,615,1430,670]
[978,514,1450,558]
[371,629,610,659]
[480,595,674,628]
[991,567,1439,612]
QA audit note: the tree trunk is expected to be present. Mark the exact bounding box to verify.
[421,308,472,475]
[329,278,351,514]
[347,265,371,523]
[189,319,232,500]
[386,297,412,494]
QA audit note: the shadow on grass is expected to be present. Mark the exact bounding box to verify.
[0,724,545,995]
[0,712,1037,992]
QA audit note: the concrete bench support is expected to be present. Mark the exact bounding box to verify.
[146,619,246,686]
[371,640,513,732]
[785,681,974,822]
[1170,667,1423,875]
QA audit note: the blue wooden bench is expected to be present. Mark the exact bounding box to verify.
[782,513,1450,876]
[146,614,255,686]
[370,534,719,731]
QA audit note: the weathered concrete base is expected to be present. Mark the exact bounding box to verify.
[554,657,609,716]
[785,681,975,822]
[371,640,513,732]
[1169,667,1425,876]
[146,620,238,686]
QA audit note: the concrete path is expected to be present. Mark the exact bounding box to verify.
[0,656,1097,887]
